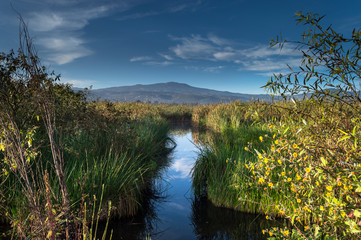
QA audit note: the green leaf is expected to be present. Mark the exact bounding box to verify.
[283,127,290,135]
[338,135,351,143]
[320,157,327,166]
[337,129,349,135]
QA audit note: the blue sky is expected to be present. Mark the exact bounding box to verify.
[1,0,360,94]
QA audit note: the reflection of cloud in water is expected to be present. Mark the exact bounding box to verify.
[165,202,187,211]
[170,157,194,179]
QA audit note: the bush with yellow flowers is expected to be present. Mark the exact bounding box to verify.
[241,100,361,239]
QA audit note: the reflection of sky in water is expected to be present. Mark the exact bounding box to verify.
[99,128,276,240]
[154,130,198,240]
[168,131,198,180]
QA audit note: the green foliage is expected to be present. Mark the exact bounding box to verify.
[265,11,361,107]
[191,102,274,212]
[0,46,183,238]
[246,12,361,239]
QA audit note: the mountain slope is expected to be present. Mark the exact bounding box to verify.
[85,82,273,104]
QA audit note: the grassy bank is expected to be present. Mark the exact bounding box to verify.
[191,100,361,239]
[192,102,276,211]
[0,78,194,238]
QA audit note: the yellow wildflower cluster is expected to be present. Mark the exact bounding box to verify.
[237,116,361,238]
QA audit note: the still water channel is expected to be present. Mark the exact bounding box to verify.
[105,124,275,240]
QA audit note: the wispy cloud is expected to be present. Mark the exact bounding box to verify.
[61,78,96,88]
[130,55,173,66]
[144,61,173,66]
[169,34,218,60]
[130,56,153,62]
[29,5,110,32]
[203,65,224,73]
[159,53,173,60]
[239,58,302,72]
[38,36,92,64]
[118,0,203,21]
[166,34,302,75]
[23,1,130,65]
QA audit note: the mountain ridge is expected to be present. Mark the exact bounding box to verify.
[81,82,273,104]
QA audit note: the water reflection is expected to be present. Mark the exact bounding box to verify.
[191,196,275,240]
[98,124,277,240]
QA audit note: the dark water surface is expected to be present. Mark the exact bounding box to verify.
[105,125,277,240]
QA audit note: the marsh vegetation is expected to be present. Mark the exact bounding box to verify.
[1,11,361,240]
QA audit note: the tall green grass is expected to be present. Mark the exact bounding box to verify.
[0,98,183,238]
[64,119,173,218]
[192,102,274,212]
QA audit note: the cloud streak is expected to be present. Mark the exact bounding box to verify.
[118,0,203,21]
[166,34,302,75]
[24,1,129,65]
[130,56,153,62]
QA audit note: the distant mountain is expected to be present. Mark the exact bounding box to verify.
[81,82,275,104]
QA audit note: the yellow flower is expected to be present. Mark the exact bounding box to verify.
[274,140,279,144]
[337,181,342,186]
[293,143,298,148]
[304,206,311,212]
[326,192,332,197]
[244,147,249,151]
[281,172,285,176]
[283,230,289,236]
[296,174,301,181]
[304,225,309,231]
[287,178,292,182]
[341,212,346,218]
[258,153,262,159]
[273,134,276,138]
[293,152,298,158]
[264,158,268,164]
[326,185,333,191]
[258,178,265,184]
[245,163,249,169]
[268,182,273,187]
[269,231,273,236]
[0,143,4,151]
[320,206,324,211]
[259,136,263,142]
[297,199,301,203]
[305,167,311,173]
[278,159,282,165]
